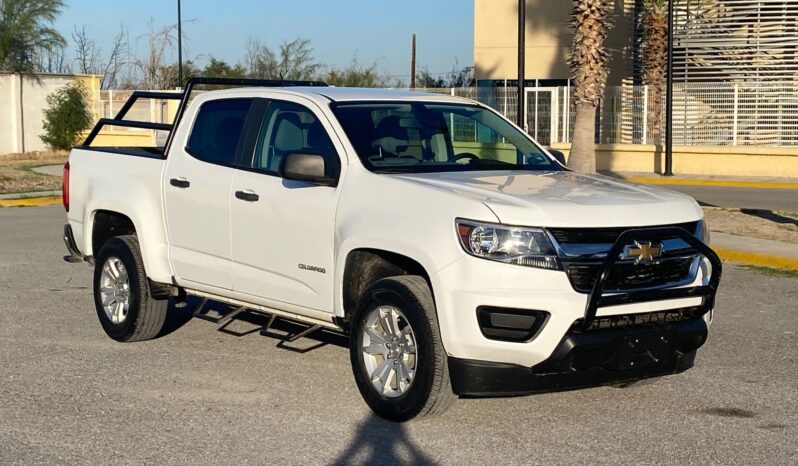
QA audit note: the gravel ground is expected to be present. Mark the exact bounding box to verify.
[1,206,796,465]
[703,207,798,244]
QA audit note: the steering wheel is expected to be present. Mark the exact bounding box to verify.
[450,152,480,164]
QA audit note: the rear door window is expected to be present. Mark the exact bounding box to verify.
[186,99,253,166]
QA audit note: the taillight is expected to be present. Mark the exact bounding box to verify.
[62,161,70,212]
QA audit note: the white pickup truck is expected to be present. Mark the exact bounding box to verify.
[63,78,722,421]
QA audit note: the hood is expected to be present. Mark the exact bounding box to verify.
[393,171,703,227]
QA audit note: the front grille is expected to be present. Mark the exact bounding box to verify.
[549,222,699,244]
[565,256,695,292]
[572,307,705,332]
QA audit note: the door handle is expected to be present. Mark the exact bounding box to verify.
[235,190,260,202]
[170,177,190,188]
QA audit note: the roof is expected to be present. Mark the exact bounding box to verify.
[199,86,473,105]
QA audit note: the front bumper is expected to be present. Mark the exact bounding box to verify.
[449,317,707,396]
[432,226,722,371]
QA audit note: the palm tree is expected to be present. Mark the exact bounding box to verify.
[567,0,611,173]
[0,0,66,73]
[642,0,668,144]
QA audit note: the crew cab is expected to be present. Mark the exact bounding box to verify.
[63,78,722,421]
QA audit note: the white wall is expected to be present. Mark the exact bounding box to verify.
[0,73,100,154]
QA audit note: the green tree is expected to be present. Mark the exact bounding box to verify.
[416,62,475,89]
[324,57,387,87]
[203,56,246,79]
[0,0,66,73]
[567,0,611,173]
[415,67,446,88]
[40,81,93,150]
[242,37,319,80]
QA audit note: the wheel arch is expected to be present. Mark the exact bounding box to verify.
[339,248,434,327]
[84,202,173,283]
[90,210,137,257]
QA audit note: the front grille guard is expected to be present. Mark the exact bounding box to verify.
[578,227,722,331]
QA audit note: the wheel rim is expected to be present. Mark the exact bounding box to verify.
[360,305,418,398]
[99,257,130,324]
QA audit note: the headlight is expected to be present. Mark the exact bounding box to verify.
[697,219,710,244]
[456,220,560,270]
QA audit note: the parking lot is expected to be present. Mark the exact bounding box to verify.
[1,205,796,465]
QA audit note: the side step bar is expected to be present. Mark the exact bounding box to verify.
[187,291,338,346]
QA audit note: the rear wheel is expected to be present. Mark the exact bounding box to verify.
[93,235,167,342]
[349,275,456,421]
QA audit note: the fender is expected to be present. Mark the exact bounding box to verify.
[333,238,458,318]
[82,179,173,284]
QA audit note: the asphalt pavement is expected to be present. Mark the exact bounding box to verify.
[1,206,796,465]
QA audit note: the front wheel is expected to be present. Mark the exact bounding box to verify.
[93,235,168,342]
[349,275,456,421]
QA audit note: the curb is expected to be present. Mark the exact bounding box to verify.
[0,190,60,200]
[714,247,798,272]
[0,196,62,208]
[625,177,798,190]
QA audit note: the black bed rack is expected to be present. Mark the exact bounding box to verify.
[82,77,328,149]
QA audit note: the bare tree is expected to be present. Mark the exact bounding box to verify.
[244,37,277,78]
[131,19,178,89]
[34,45,69,73]
[72,26,98,75]
[72,25,128,89]
[100,28,128,89]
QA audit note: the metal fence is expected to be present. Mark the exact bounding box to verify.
[100,90,178,124]
[98,82,798,148]
[417,82,798,147]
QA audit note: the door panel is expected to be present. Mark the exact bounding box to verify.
[231,99,342,312]
[164,158,235,289]
[164,98,253,290]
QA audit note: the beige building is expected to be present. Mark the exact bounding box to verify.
[474,0,637,87]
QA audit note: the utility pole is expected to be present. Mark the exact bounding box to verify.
[411,34,417,89]
[177,0,183,88]
[517,0,526,128]
[664,0,674,176]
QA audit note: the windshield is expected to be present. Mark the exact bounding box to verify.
[331,102,563,174]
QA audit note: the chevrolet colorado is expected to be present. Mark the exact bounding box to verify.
[63,78,722,421]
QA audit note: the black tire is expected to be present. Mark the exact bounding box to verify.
[349,275,456,422]
[93,235,168,342]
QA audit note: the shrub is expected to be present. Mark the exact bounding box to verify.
[40,81,93,150]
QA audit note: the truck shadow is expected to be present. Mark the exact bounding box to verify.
[329,413,438,466]
[741,208,798,228]
[158,296,348,353]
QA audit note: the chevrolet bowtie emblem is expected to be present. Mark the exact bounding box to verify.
[622,241,664,263]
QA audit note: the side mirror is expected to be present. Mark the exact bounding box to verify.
[280,153,336,186]
[547,148,567,165]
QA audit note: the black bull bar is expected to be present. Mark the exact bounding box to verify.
[578,226,723,331]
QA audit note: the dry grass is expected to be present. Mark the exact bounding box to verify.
[0,151,68,194]
[703,207,798,244]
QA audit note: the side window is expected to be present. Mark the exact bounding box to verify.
[253,101,340,178]
[186,99,253,165]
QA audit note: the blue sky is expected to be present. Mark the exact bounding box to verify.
[55,0,474,79]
